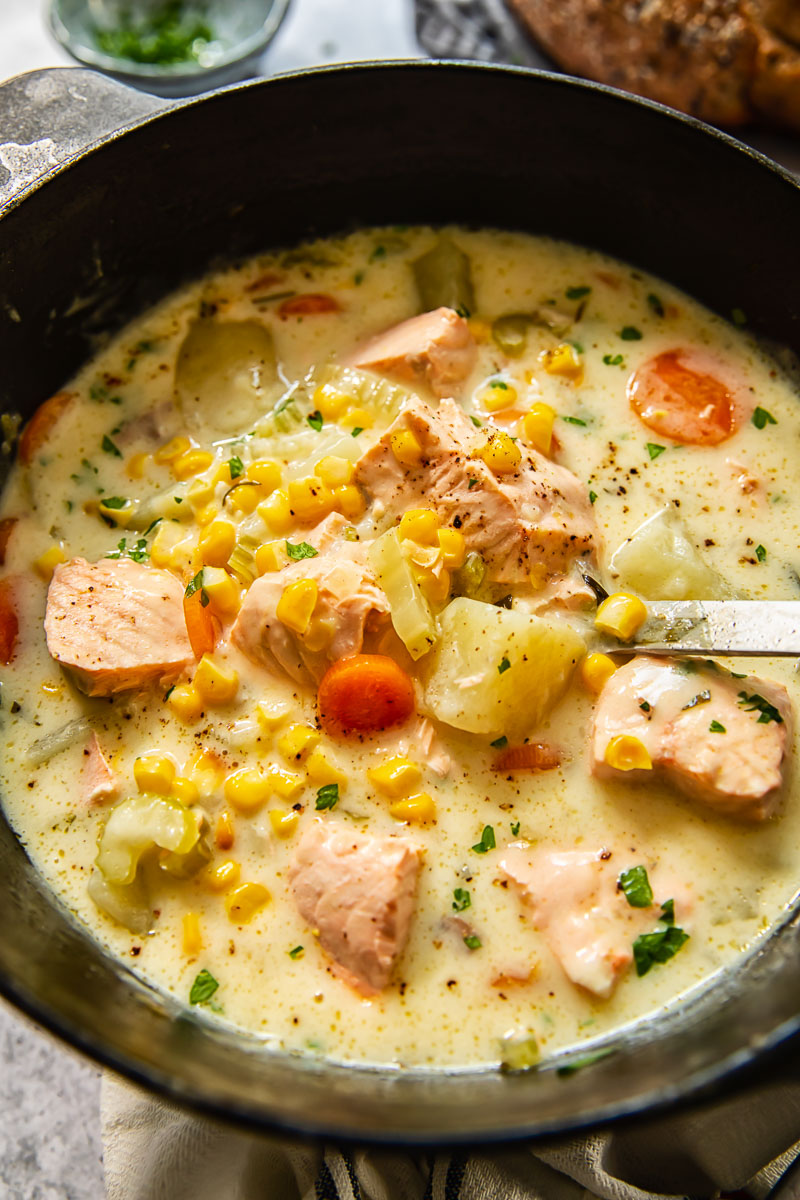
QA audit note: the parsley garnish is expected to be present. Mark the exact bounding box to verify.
[646,443,666,460]
[370,244,386,261]
[618,865,654,908]
[633,925,689,976]
[106,537,149,563]
[639,700,651,712]
[566,285,591,300]
[189,969,219,1005]
[756,544,767,562]
[315,783,339,810]
[510,820,520,837]
[307,410,323,432]
[455,305,471,319]
[471,825,496,854]
[288,945,304,959]
[286,540,319,561]
[498,657,511,674]
[731,307,747,326]
[490,735,508,749]
[620,326,643,341]
[185,569,209,607]
[470,415,482,428]
[709,720,726,733]
[100,496,128,509]
[452,888,471,912]
[228,455,244,479]
[556,1049,614,1077]
[682,690,711,710]
[101,434,122,457]
[752,407,776,430]
[603,353,624,366]
[463,934,481,950]
[660,899,675,925]
[468,477,478,489]
[589,490,598,504]
[354,270,365,286]
[738,691,783,724]
[647,292,665,317]
[490,379,509,390]
[351,427,364,437]
[569,340,584,354]
[562,415,587,426]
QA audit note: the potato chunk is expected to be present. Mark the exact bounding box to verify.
[609,508,733,601]
[175,319,276,436]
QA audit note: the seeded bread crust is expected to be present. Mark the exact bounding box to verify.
[507,0,800,130]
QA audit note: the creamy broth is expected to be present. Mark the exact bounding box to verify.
[1,226,799,1070]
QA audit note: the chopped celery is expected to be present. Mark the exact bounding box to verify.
[491,315,531,357]
[315,364,413,424]
[228,532,261,585]
[609,509,736,601]
[88,867,152,934]
[367,528,438,659]
[175,319,277,437]
[412,237,475,314]
[96,793,205,886]
[160,835,211,879]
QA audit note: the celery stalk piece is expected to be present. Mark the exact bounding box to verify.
[412,237,475,314]
[96,794,205,886]
[367,528,438,660]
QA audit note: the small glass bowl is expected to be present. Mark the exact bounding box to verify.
[48,0,292,97]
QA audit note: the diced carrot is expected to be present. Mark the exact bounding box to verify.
[278,293,340,319]
[183,589,219,660]
[318,653,415,734]
[628,349,735,446]
[18,391,75,466]
[0,518,18,566]
[0,578,19,664]
[493,743,562,772]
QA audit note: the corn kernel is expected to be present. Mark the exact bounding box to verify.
[192,748,226,788]
[595,592,648,642]
[256,699,292,730]
[134,753,176,795]
[269,808,300,838]
[480,379,518,412]
[539,342,583,382]
[226,482,262,514]
[200,566,240,617]
[331,484,365,520]
[258,489,293,533]
[154,435,191,464]
[437,528,466,569]
[368,756,423,798]
[313,383,351,420]
[305,747,347,788]
[520,402,556,455]
[415,565,451,608]
[194,503,218,527]
[182,912,202,956]
[467,317,491,343]
[604,735,653,772]
[167,683,204,723]
[390,429,423,468]
[33,545,66,581]
[173,448,214,481]
[276,578,318,635]
[255,540,287,574]
[340,407,373,430]
[205,859,241,892]
[389,792,437,823]
[171,776,200,805]
[580,652,618,694]
[267,766,304,800]
[303,614,336,651]
[315,455,353,487]
[194,655,239,706]
[126,452,149,480]
[278,723,320,762]
[215,811,234,849]
[187,478,217,509]
[225,766,271,813]
[247,459,283,491]
[198,520,236,568]
[287,476,334,523]
[472,430,521,475]
[398,508,439,545]
[226,881,270,924]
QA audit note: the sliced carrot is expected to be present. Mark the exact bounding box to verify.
[0,517,18,566]
[18,391,75,466]
[627,349,735,446]
[318,653,415,734]
[278,293,340,319]
[0,579,19,664]
[493,742,562,772]
[183,589,219,660]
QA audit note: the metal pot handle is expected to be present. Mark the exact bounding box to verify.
[0,67,171,212]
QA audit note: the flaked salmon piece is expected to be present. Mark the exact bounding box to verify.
[344,307,477,399]
[232,514,389,685]
[81,732,119,805]
[288,819,421,995]
[591,656,792,822]
[45,558,192,696]
[354,395,597,584]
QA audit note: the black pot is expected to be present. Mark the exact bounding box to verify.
[1,61,800,1145]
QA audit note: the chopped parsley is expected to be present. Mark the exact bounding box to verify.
[471,825,496,854]
[452,888,471,912]
[455,305,471,319]
[561,415,587,426]
[682,690,711,710]
[731,307,747,326]
[189,969,219,1006]
[288,945,304,960]
[498,657,511,674]
[307,410,323,432]
[285,540,319,561]
[185,569,209,607]
[618,865,654,908]
[633,925,689,977]
[647,292,665,317]
[490,735,508,749]
[603,354,624,366]
[568,340,584,354]
[752,406,777,430]
[106,537,149,564]
[589,490,598,504]
[566,285,591,300]
[646,443,666,460]
[620,326,643,341]
[756,544,767,562]
[351,427,364,437]
[463,934,482,950]
[315,783,339,811]
[709,720,726,733]
[100,496,128,509]
[510,820,520,837]
[660,899,675,925]
[468,477,479,490]
[738,691,783,724]
[556,1048,614,1077]
[470,415,482,428]
[639,700,651,712]
[353,270,365,286]
[101,434,122,457]
[369,244,387,262]
[490,379,509,390]
[227,455,244,479]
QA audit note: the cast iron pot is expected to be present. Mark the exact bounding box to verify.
[1,61,800,1146]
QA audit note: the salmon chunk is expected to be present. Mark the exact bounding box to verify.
[344,307,477,398]
[591,656,792,821]
[354,395,597,583]
[45,558,192,696]
[81,732,119,805]
[232,514,389,685]
[289,819,421,995]
[500,847,639,997]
